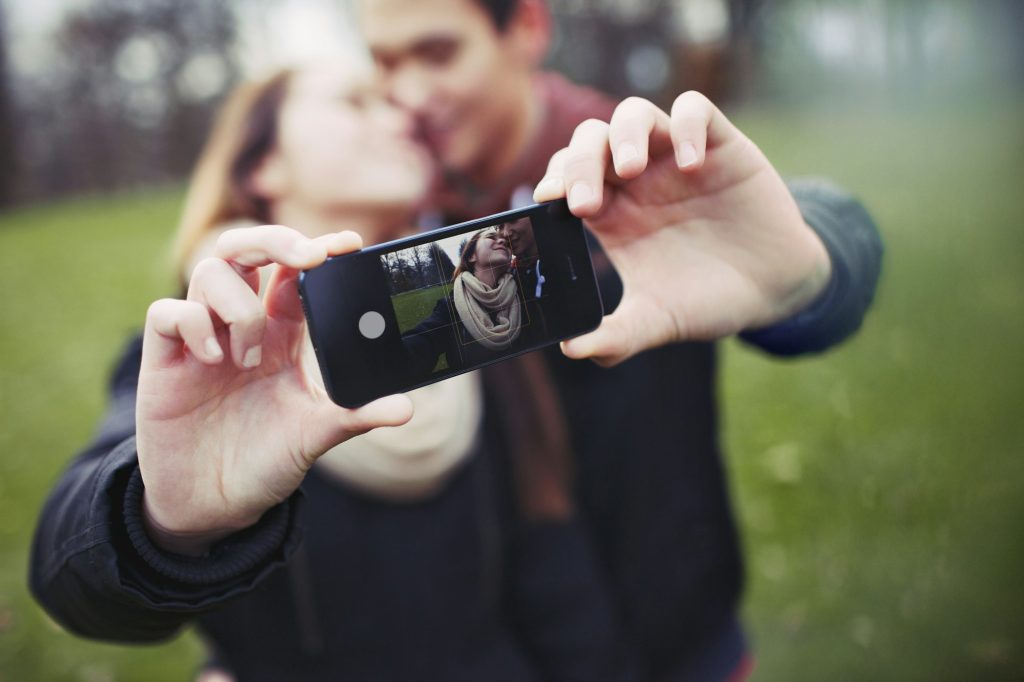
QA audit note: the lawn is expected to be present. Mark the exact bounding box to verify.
[1,96,1021,680]
[392,282,452,335]
[393,283,452,372]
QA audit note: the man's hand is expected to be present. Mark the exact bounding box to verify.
[534,92,832,366]
[137,226,413,555]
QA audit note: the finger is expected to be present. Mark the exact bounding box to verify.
[188,258,266,369]
[264,231,365,323]
[143,298,224,369]
[306,394,415,455]
[313,230,363,257]
[669,91,735,172]
[559,306,640,368]
[345,394,415,433]
[560,118,611,217]
[533,148,569,202]
[607,97,672,179]
[214,225,328,272]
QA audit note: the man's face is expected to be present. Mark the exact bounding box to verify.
[358,0,534,178]
[502,218,536,259]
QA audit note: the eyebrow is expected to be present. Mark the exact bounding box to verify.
[371,32,458,60]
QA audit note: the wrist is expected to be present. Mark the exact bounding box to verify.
[141,493,240,557]
[749,227,832,330]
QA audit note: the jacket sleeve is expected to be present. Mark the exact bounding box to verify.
[739,179,884,356]
[28,335,303,643]
[402,298,457,377]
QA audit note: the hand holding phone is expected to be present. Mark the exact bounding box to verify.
[136,226,412,556]
[300,200,603,408]
[535,92,832,366]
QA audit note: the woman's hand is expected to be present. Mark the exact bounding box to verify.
[534,92,832,366]
[137,226,413,555]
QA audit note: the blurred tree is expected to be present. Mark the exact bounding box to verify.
[16,0,238,201]
[0,2,17,207]
[431,242,456,281]
[546,0,767,107]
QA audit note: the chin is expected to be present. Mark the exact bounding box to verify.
[369,183,428,213]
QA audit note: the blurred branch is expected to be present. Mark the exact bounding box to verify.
[13,0,238,203]
[0,2,17,207]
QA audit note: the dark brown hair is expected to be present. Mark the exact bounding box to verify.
[475,0,518,30]
[452,227,501,280]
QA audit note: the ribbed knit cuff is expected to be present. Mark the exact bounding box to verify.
[123,465,293,586]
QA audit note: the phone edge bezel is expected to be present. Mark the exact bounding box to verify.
[298,199,604,407]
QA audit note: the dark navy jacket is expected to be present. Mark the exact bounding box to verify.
[29,178,882,681]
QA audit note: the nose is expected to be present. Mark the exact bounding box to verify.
[376,101,415,137]
[389,67,432,114]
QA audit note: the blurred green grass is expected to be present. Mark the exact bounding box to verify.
[726,96,1024,681]
[1,97,1022,680]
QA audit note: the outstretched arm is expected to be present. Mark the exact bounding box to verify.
[30,226,413,641]
[28,337,300,642]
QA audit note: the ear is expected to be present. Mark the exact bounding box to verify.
[504,0,552,68]
[248,149,290,201]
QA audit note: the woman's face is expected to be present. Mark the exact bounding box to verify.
[270,64,431,215]
[470,228,511,275]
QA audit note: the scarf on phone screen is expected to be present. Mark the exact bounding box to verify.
[454,271,522,350]
[308,333,484,501]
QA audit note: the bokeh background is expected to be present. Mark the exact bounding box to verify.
[1,0,1022,679]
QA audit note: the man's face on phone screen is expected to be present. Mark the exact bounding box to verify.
[358,0,535,180]
[503,218,536,260]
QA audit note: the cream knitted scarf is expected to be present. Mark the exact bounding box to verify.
[305,336,484,501]
[453,271,522,349]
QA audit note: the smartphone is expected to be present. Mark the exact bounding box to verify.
[299,200,603,407]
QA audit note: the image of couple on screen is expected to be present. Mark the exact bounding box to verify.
[399,219,547,377]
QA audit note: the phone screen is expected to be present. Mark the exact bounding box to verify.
[300,201,602,407]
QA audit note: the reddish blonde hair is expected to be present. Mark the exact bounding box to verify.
[171,70,293,284]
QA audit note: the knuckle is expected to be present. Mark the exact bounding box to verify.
[579,117,609,131]
[190,256,225,279]
[614,96,653,119]
[224,304,266,332]
[545,147,569,173]
[673,90,710,111]
[563,150,598,174]
[571,118,609,142]
[146,298,177,319]
[214,227,240,252]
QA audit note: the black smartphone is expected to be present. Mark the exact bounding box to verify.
[299,200,603,407]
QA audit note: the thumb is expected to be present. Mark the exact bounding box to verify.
[304,393,415,457]
[560,306,639,367]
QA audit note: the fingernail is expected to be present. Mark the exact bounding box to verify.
[204,337,223,360]
[568,183,593,210]
[677,142,699,168]
[242,345,262,368]
[617,143,639,166]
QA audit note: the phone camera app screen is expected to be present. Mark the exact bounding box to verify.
[382,217,558,379]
